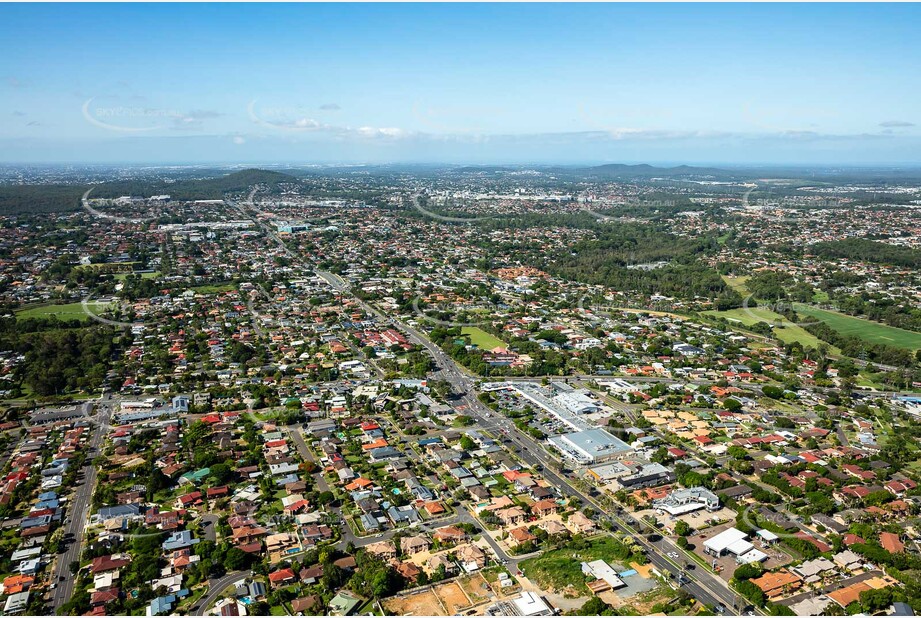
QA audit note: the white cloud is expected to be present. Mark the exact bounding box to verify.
[356,126,407,138]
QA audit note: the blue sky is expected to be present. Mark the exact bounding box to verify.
[2,3,920,165]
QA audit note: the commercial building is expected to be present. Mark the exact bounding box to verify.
[552,391,599,415]
[653,487,720,515]
[704,527,767,564]
[509,383,592,431]
[548,428,632,465]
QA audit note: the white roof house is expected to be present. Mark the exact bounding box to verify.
[581,560,627,590]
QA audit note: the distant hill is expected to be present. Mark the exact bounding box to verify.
[578,163,742,179]
[0,185,88,216]
[0,169,298,215]
[211,168,297,190]
[451,165,519,174]
[90,168,298,200]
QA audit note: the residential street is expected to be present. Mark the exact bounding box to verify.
[50,397,112,610]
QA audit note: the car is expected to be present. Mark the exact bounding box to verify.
[59,576,65,581]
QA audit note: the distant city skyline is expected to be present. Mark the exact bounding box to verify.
[2,3,921,165]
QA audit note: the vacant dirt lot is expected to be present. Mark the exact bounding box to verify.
[459,573,494,605]
[384,589,446,616]
[439,581,473,614]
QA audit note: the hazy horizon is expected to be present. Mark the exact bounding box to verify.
[3,3,921,165]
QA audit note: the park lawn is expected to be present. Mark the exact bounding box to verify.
[114,270,160,281]
[15,301,110,322]
[772,325,833,352]
[702,307,833,352]
[855,372,893,391]
[721,275,751,296]
[76,261,140,271]
[793,305,921,351]
[812,290,830,303]
[703,306,779,327]
[462,326,505,351]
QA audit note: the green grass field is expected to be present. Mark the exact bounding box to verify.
[519,537,636,593]
[714,274,921,352]
[190,283,236,294]
[15,301,110,322]
[704,306,778,327]
[114,270,160,281]
[721,275,751,296]
[702,306,833,352]
[76,261,139,271]
[462,326,505,350]
[793,305,921,351]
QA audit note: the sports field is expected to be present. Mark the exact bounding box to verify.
[16,301,110,321]
[703,306,779,327]
[462,326,505,350]
[793,305,921,351]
